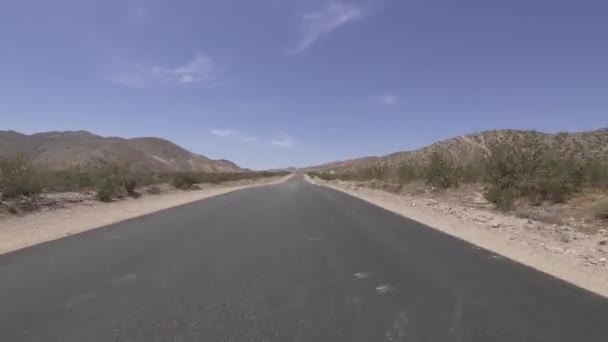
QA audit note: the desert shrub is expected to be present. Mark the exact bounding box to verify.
[460,162,486,183]
[93,164,129,202]
[582,160,608,188]
[349,165,389,181]
[0,156,43,199]
[520,152,574,204]
[44,167,97,192]
[124,177,138,195]
[7,204,19,215]
[594,200,608,220]
[396,164,425,183]
[483,144,596,210]
[95,176,123,202]
[171,172,200,189]
[147,186,162,195]
[425,152,459,188]
[484,145,526,210]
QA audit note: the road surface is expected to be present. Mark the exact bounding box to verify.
[1,176,607,341]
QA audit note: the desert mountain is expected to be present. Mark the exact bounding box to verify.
[0,130,242,173]
[309,128,608,172]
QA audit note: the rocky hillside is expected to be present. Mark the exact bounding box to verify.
[0,130,242,173]
[309,128,608,172]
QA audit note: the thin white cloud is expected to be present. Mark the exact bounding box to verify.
[269,134,296,148]
[286,1,365,55]
[210,129,239,137]
[106,53,222,88]
[211,129,295,148]
[375,94,400,105]
[210,129,259,143]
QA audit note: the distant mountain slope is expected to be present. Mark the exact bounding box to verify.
[0,130,243,173]
[309,128,608,172]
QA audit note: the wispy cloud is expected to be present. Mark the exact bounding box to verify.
[106,54,222,88]
[210,129,295,148]
[210,129,239,138]
[375,94,400,105]
[269,134,296,148]
[210,129,258,143]
[286,1,366,55]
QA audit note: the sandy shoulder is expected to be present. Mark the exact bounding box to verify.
[0,175,291,255]
[306,176,608,298]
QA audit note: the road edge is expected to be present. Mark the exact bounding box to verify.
[305,175,608,298]
[0,175,293,255]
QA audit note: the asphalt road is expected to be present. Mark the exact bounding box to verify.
[1,176,608,341]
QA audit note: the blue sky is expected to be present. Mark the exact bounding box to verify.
[1,0,607,169]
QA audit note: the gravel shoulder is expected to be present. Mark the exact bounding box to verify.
[306,176,608,298]
[0,175,291,254]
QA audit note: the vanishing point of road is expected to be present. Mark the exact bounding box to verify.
[1,176,608,341]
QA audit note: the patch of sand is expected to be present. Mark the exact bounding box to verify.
[306,176,608,298]
[0,175,291,254]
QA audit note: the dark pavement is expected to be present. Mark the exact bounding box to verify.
[1,175,608,341]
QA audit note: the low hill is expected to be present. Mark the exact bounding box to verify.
[0,130,242,173]
[309,128,608,172]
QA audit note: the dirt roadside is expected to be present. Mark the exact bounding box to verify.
[306,176,608,298]
[0,175,292,255]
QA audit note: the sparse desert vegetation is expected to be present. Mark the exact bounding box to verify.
[0,155,287,215]
[0,130,288,216]
[308,129,608,232]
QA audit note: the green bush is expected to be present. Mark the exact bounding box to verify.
[93,163,129,202]
[482,144,600,210]
[426,152,459,188]
[583,160,608,188]
[44,167,96,192]
[95,176,123,202]
[0,156,43,199]
[460,162,486,184]
[396,164,425,183]
[520,153,572,204]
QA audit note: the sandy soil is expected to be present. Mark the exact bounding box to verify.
[306,176,608,298]
[0,175,291,255]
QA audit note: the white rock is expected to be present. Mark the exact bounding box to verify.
[543,245,563,254]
